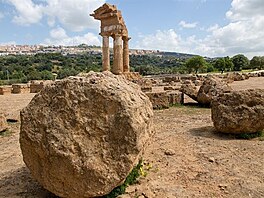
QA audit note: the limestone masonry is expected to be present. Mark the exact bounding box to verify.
[91,3,130,74]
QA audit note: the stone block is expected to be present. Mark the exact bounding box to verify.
[146,92,170,109]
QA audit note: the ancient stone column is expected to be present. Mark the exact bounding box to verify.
[123,37,130,73]
[113,35,123,74]
[102,36,110,71]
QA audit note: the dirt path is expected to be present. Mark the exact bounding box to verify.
[126,107,264,198]
[0,77,264,198]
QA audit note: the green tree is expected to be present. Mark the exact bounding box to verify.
[250,56,264,70]
[185,56,206,74]
[41,70,54,80]
[10,70,25,79]
[57,68,79,79]
[214,58,226,73]
[224,56,234,71]
[27,69,42,80]
[232,54,249,71]
[214,56,233,73]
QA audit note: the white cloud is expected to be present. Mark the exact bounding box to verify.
[135,29,210,56]
[44,27,100,46]
[179,20,198,29]
[206,24,219,32]
[7,0,105,31]
[226,0,264,21]
[43,0,105,31]
[7,0,43,25]
[136,0,264,58]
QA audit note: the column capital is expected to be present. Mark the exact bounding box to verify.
[122,36,131,41]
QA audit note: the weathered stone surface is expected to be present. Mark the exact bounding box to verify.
[211,89,264,134]
[164,86,176,91]
[121,72,142,82]
[0,86,12,95]
[30,81,45,93]
[163,76,180,83]
[0,114,8,132]
[137,79,152,92]
[194,80,203,86]
[226,72,249,81]
[167,92,183,106]
[180,81,198,101]
[197,77,232,106]
[12,84,29,94]
[146,92,170,109]
[20,72,153,198]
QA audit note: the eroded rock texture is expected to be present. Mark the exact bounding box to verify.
[20,72,153,198]
[197,76,232,106]
[211,89,264,134]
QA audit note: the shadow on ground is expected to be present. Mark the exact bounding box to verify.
[189,126,237,140]
[0,166,57,198]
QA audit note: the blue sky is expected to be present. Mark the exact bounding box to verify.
[0,0,264,58]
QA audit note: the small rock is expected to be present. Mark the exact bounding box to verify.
[208,157,215,163]
[164,149,176,156]
[218,184,228,191]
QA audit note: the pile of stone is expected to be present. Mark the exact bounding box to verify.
[20,72,153,198]
[197,76,232,106]
[225,72,249,82]
[211,89,264,134]
[162,76,181,83]
[248,71,264,77]
[181,76,232,106]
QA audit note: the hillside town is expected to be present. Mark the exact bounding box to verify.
[0,44,159,56]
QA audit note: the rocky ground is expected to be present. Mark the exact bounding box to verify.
[0,77,263,198]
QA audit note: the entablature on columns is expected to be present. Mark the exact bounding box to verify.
[91,3,130,74]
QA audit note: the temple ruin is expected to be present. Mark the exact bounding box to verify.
[91,3,130,74]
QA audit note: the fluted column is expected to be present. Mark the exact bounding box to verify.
[113,34,123,74]
[102,36,110,71]
[123,37,130,73]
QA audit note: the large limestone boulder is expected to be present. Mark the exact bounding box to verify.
[211,89,264,134]
[20,72,153,198]
[197,76,232,106]
[0,114,8,132]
